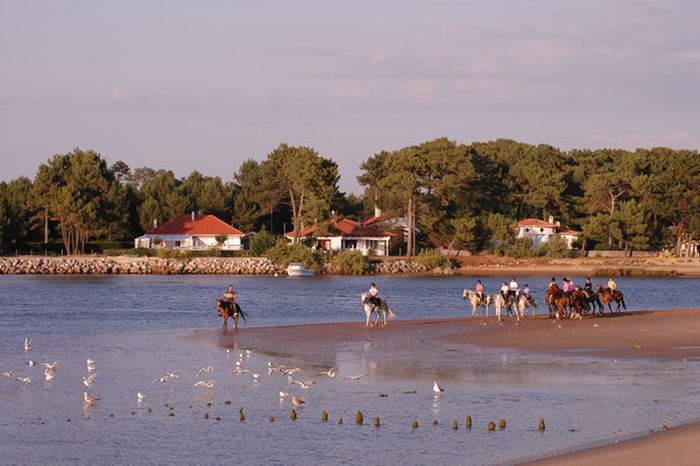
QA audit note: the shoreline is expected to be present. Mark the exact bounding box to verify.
[200,310,700,465]
[1,255,699,276]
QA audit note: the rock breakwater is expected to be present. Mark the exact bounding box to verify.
[0,257,285,275]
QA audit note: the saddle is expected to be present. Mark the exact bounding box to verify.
[369,296,382,308]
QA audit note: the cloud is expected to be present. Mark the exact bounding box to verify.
[661,131,695,145]
[83,85,134,104]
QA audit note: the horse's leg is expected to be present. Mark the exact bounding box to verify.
[471,303,476,317]
[365,308,371,327]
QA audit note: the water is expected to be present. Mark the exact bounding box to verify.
[1,275,700,465]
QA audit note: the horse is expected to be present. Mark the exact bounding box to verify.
[545,284,570,319]
[462,289,492,317]
[515,293,537,320]
[361,293,397,327]
[492,293,516,321]
[580,288,603,315]
[216,298,247,333]
[596,285,627,312]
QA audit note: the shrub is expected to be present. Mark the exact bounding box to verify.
[536,236,572,258]
[415,251,453,269]
[250,230,277,256]
[266,238,324,270]
[331,251,370,274]
[504,237,536,258]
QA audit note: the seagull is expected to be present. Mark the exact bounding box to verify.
[232,368,250,375]
[195,366,215,377]
[291,396,306,408]
[83,373,98,387]
[319,368,336,378]
[194,380,216,388]
[433,381,445,396]
[252,373,260,381]
[344,374,367,381]
[40,361,59,371]
[279,391,289,398]
[0,369,18,377]
[83,392,99,405]
[246,350,251,356]
[152,376,170,384]
[16,376,31,383]
[282,368,301,376]
[235,360,243,368]
[86,359,96,372]
[44,369,55,382]
[166,372,178,379]
[292,380,315,389]
[137,392,147,402]
[27,360,36,367]
[23,338,31,352]
[238,353,244,359]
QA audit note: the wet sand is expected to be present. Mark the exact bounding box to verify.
[523,422,700,465]
[196,309,700,465]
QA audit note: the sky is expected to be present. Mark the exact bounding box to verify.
[1,0,699,193]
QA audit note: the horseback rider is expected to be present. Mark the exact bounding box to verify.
[548,277,557,290]
[584,277,593,291]
[523,283,533,305]
[475,280,484,302]
[508,277,519,301]
[368,283,380,307]
[563,277,574,295]
[608,277,617,291]
[223,284,237,304]
[500,282,509,300]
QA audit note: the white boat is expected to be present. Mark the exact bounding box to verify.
[286,262,314,277]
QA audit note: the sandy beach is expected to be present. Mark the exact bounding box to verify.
[206,310,700,465]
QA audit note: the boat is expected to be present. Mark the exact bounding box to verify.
[286,262,314,277]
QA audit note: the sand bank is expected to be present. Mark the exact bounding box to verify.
[202,310,700,465]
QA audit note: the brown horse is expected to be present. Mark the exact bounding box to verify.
[216,298,246,332]
[596,285,627,313]
[545,284,570,319]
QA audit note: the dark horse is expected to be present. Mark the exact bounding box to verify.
[580,288,603,315]
[216,298,247,332]
[596,285,627,313]
[545,284,570,319]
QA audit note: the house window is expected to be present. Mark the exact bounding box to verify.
[175,241,181,248]
[539,228,544,233]
[524,228,530,233]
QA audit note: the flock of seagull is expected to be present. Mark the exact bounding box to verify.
[1,337,448,421]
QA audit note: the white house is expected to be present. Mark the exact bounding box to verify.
[517,216,579,249]
[134,212,245,250]
[284,218,394,256]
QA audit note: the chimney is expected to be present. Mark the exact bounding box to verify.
[374,205,382,218]
[548,215,554,225]
[191,211,196,221]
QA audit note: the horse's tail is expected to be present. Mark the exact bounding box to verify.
[236,303,247,322]
[387,308,397,319]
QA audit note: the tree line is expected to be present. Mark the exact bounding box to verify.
[1,139,698,255]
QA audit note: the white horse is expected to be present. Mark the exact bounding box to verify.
[361,293,397,327]
[491,293,518,321]
[462,289,492,317]
[515,293,537,320]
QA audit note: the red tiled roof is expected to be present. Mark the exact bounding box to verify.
[517,219,556,227]
[362,215,388,226]
[148,214,244,236]
[285,218,393,238]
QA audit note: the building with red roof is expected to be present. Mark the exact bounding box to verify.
[134,212,245,250]
[284,217,395,256]
[516,216,579,249]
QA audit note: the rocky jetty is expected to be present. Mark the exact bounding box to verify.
[0,256,453,275]
[0,257,285,275]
